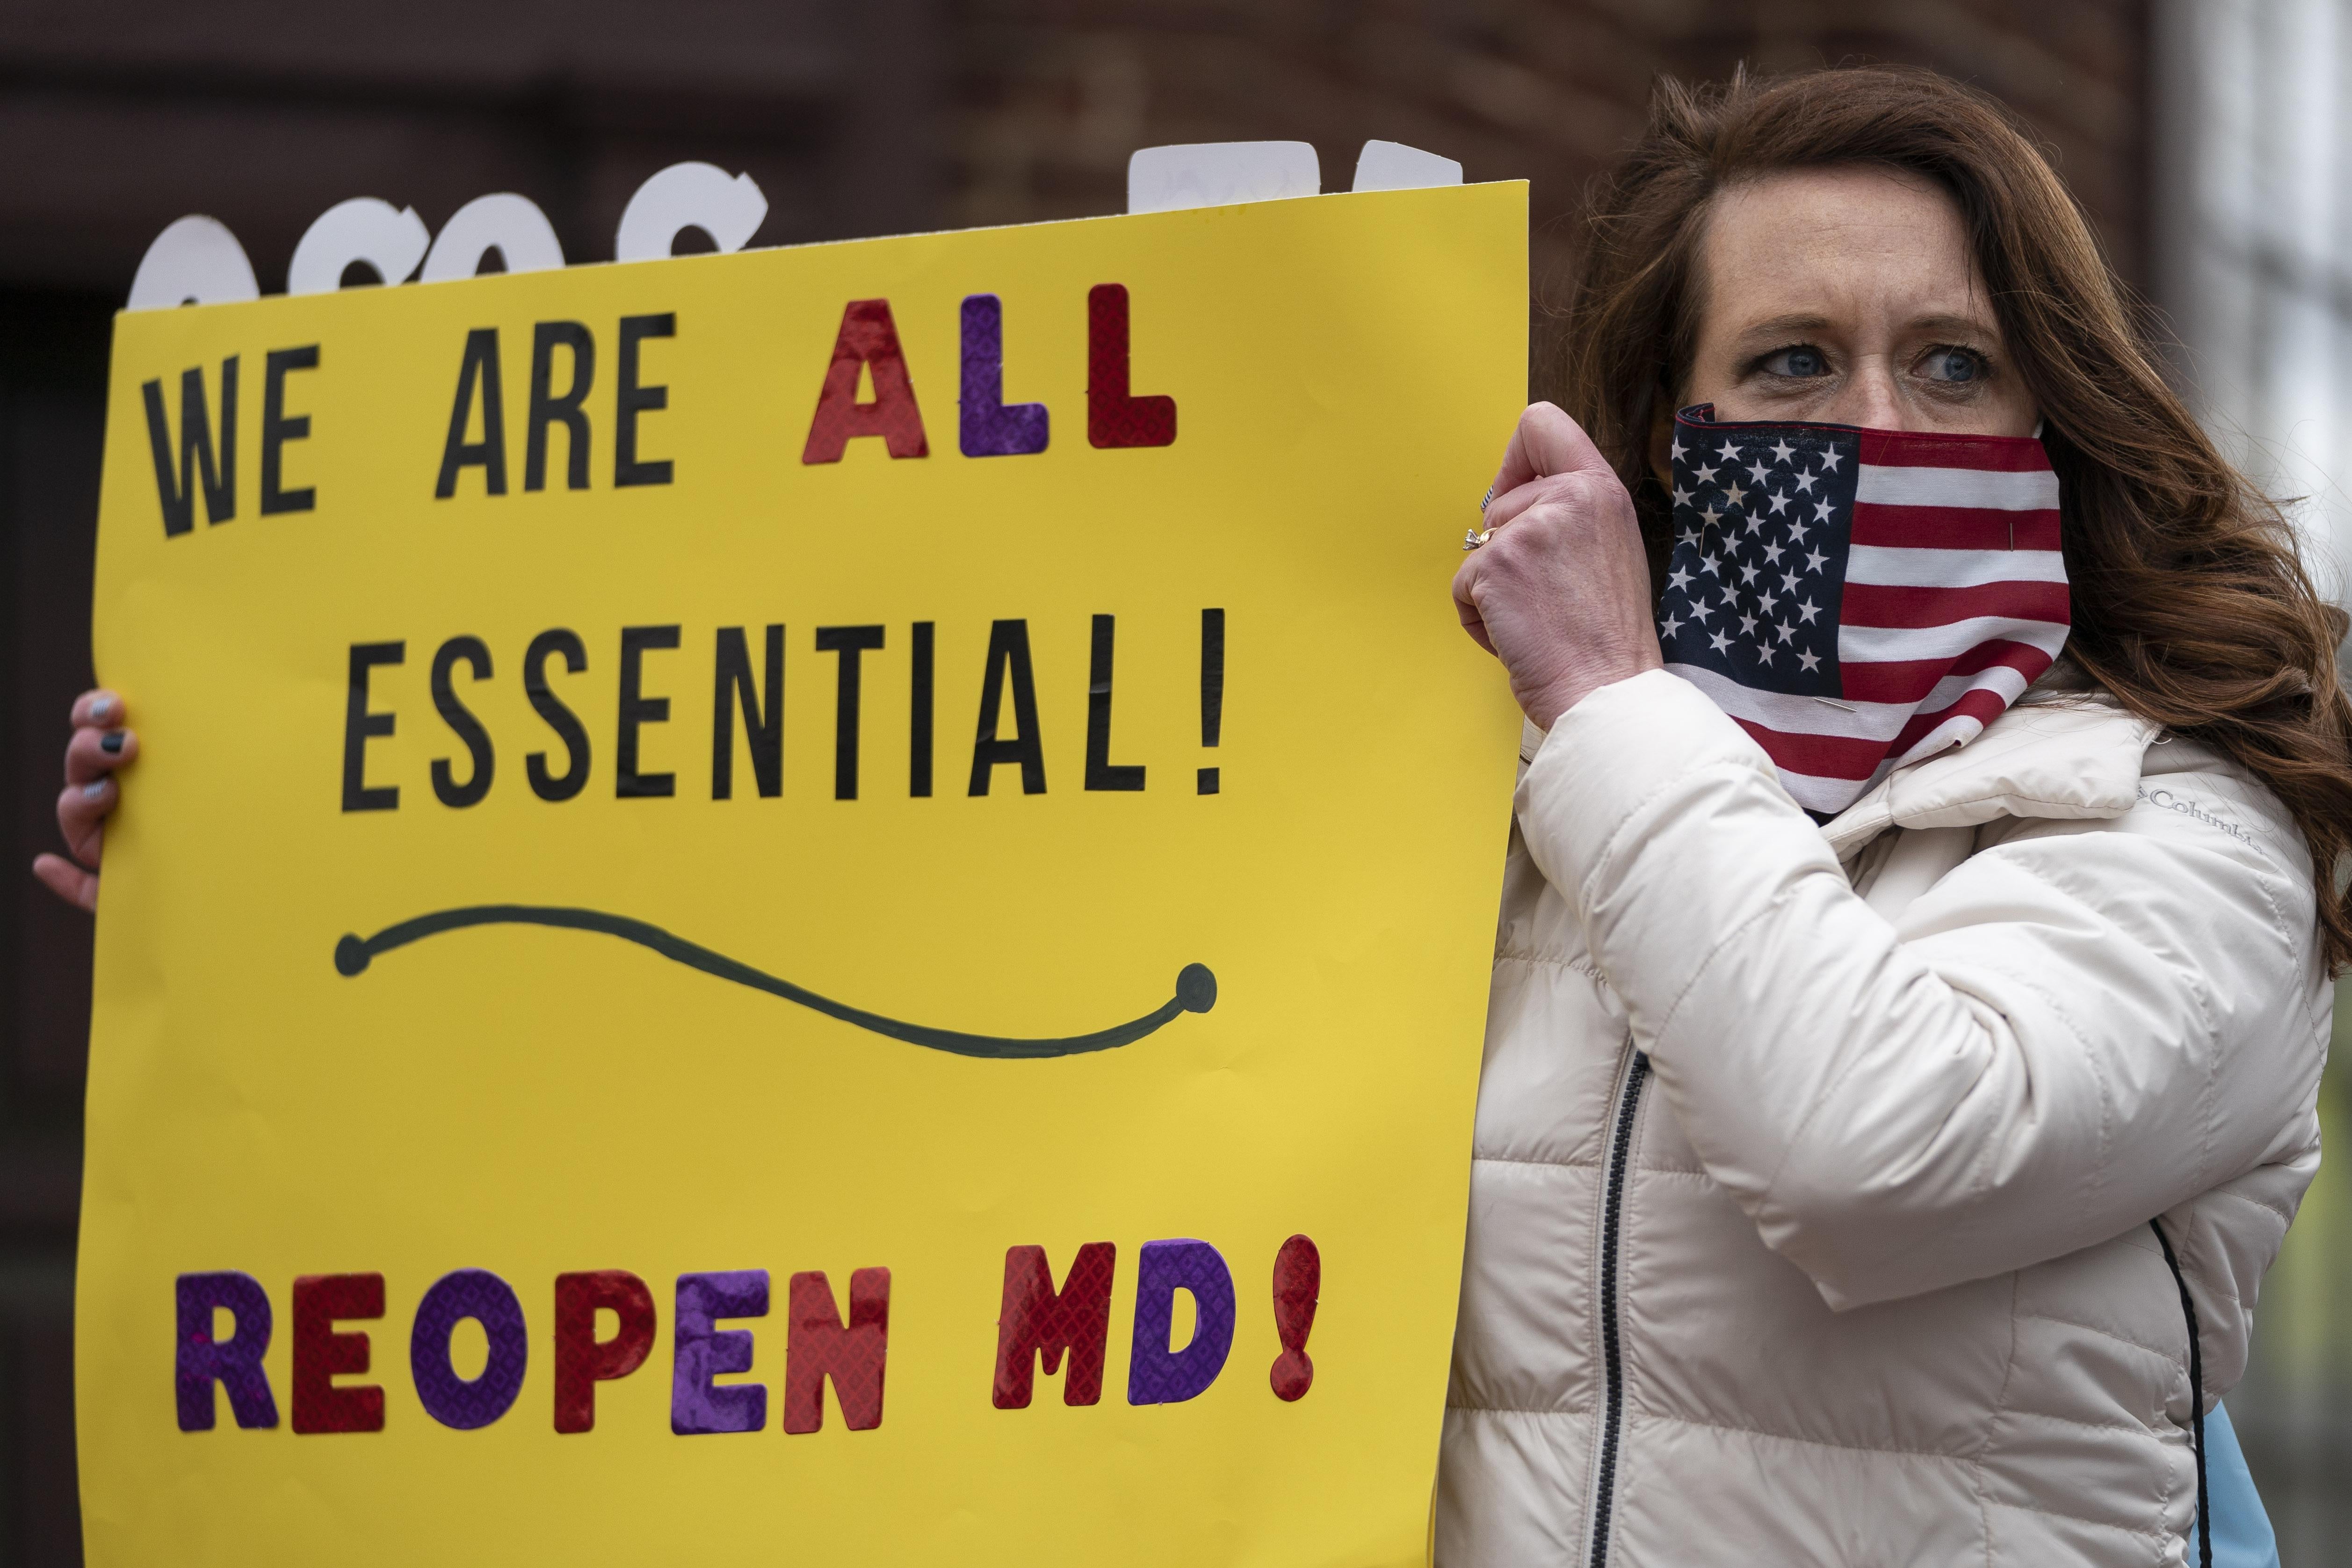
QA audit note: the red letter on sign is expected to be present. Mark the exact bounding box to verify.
[991,1243,1115,1408]
[291,1272,384,1434]
[782,1267,890,1433]
[1086,284,1176,448]
[552,1270,658,1433]
[802,299,929,463]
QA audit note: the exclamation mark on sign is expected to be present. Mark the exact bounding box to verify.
[1198,607,1225,795]
[1269,1234,1318,1401]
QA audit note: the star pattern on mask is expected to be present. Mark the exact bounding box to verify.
[1653,418,1860,700]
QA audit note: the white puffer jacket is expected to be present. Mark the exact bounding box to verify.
[1437,668,2329,1567]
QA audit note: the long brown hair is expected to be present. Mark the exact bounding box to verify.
[1556,65,2352,969]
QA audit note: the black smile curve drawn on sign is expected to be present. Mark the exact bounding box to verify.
[333,904,1216,1060]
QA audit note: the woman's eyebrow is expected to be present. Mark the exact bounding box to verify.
[1907,311,2003,340]
[1730,313,1835,341]
[1725,311,2004,346]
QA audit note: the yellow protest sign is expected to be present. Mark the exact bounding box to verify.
[76,182,1526,1564]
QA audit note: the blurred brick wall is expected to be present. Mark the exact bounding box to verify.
[0,0,941,294]
[949,0,2153,387]
[0,2,2153,325]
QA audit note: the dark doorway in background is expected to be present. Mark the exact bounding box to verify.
[0,286,113,1568]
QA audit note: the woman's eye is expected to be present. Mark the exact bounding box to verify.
[1920,347,1988,384]
[1760,346,1828,379]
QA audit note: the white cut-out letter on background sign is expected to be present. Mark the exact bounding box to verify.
[287,198,431,295]
[1352,141,1464,193]
[127,217,260,311]
[1127,142,1321,214]
[613,163,768,262]
[420,194,565,283]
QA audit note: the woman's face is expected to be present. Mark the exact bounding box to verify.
[1674,164,2040,437]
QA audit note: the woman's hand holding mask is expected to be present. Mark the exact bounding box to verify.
[1452,402,1661,730]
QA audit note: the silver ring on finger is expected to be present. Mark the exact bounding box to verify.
[1464,484,1502,549]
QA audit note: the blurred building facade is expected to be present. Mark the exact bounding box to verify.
[2154,4,2352,1560]
[5,1,2343,1562]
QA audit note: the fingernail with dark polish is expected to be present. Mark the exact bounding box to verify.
[100,732,124,754]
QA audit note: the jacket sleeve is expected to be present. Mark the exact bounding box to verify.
[1516,668,2326,1310]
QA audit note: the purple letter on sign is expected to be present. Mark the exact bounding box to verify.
[959,294,1049,458]
[1126,1239,1236,1405]
[410,1268,529,1430]
[672,1270,769,1434]
[176,1272,279,1431]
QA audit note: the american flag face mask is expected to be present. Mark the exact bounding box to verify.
[1655,403,2070,817]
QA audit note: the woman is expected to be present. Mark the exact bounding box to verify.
[42,66,2316,1568]
[1442,69,2328,1565]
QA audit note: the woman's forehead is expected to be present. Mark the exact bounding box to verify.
[1699,166,1993,335]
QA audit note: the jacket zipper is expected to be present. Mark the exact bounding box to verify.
[1587,1048,1651,1568]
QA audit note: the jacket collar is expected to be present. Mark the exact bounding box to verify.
[1517,684,2161,862]
[1816,689,2160,860]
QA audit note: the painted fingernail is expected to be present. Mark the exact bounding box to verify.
[100,732,124,754]
[90,695,115,722]
[81,780,108,799]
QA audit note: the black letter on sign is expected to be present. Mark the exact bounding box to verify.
[525,321,595,492]
[910,621,934,799]
[1084,614,1145,791]
[969,619,1046,796]
[616,625,681,798]
[524,629,591,802]
[435,328,507,499]
[815,626,886,801]
[261,346,319,515]
[142,357,238,537]
[712,625,783,800]
[342,641,405,812]
[614,313,675,488]
[430,636,495,808]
